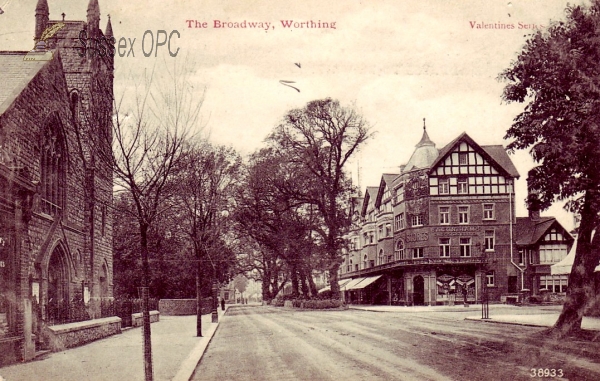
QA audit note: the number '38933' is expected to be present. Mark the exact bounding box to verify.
[530,368,563,378]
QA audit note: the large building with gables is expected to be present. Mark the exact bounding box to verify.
[0,0,114,364]
[340,125,573,306]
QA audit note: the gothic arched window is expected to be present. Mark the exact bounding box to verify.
[40,116,66,216]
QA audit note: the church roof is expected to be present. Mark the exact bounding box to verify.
[0,52,49,115]
[47,21,87,49]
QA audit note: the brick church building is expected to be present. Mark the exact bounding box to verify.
[0,0,114,364]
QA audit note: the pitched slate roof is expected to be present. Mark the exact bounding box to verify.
[514,216,571,246]
[361,186,380,216]
[481,145,520,178]
[47,21,87,49]
[0,52,49,115]
[375,173,399,207]
[428,132,520,178]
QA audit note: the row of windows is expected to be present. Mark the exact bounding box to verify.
[392,204,496,231]
[539,244,568,264]
[540,275,568,293]
[348,237,570,272]
[430,177,511,196]
[516,244,568,265]
[355,204,497,249]
[389,232,495,260]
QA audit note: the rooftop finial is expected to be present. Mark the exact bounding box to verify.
[423,117,426,131]
[62,12,65,21]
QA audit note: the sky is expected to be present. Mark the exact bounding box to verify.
[0,0,587,230]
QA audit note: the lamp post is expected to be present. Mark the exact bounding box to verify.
[481,282,490,319]
[211,209,229,323]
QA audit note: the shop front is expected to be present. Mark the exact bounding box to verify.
[402,265,483,306]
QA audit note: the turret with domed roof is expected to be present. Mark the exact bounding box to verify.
[403,119,439,172]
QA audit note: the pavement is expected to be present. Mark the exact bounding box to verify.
[466,310,600,330]
[350,303,600,331]
[0,306,228,381]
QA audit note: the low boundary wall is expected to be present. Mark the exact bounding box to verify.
[44,310,161,352]
[159,298,213,315]
[132,310,160,327]
[45,316,122,351]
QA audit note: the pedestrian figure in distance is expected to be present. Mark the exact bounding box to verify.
[461,284,468,306]
[221,297,225,311]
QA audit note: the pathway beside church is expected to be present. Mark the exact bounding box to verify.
[0,312,221,381]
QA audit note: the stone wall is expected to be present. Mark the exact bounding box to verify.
[44,316,121,352]
[159,298,213,316]
[131,310,160,327]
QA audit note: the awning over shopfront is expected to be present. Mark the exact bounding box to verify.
[353,275,382,290]
[551,240,600,275]
[318,278,352,293]
[341,277,367,290]
[345,275,382,291]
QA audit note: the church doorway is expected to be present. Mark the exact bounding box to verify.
[46,245,70,323]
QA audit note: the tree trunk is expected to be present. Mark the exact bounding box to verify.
[327,230,341,299]
[140,222,154,381]
[299,267,309,297]
[262,286,270,305]
[196,256,203,337]
[329,265,341,300]
[307,272,318,297]
[551,190,600,338]
[290,264,299,297]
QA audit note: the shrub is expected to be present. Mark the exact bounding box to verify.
[316,290,333,300]
[270,298,285,307]
[301,299,344,309]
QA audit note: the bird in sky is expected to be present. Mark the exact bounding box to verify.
[294,62,301,68]
[279,80,300,92]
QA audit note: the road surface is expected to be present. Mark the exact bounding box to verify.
[192,305,600,381]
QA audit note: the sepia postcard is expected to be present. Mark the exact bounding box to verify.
[1,0,599,380]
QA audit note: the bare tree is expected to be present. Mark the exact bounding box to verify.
[98,60,203,381]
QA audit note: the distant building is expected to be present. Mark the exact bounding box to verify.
[340,124,571,305]
[0,0,113,364]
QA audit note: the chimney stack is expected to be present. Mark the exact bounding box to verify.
[526,176,541,221]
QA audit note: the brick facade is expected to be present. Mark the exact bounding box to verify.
[340,130,528,306]
[0,0,113,364]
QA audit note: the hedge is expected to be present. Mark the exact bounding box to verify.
[270,298,344,309]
